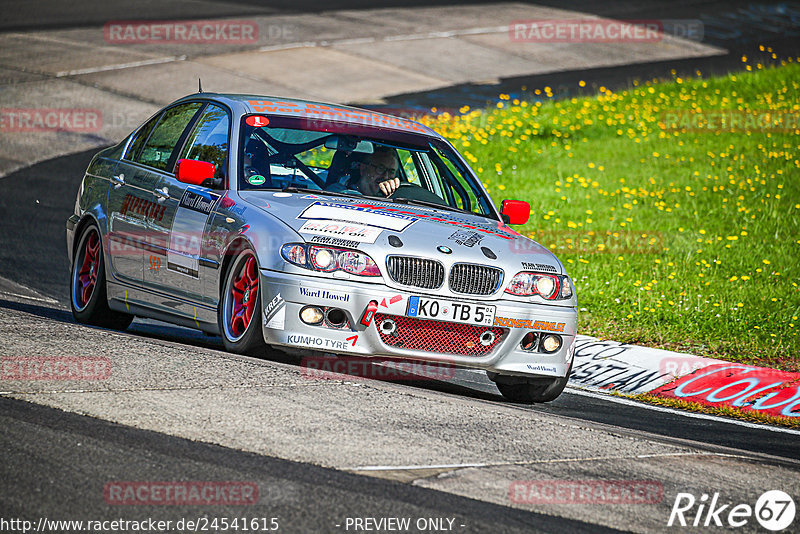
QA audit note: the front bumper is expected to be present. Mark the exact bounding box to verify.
[259,270,577,378]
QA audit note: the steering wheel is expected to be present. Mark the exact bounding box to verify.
[389,182,448,206]
[388,182,419,198]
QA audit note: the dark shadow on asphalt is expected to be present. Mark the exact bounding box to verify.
[0,297,501,402]
[0,396,625,534]
[4,297,799,462]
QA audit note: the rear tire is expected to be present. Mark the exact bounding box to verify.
[70,224,133,330]
[219,247,265,356]
[493,361,572,403]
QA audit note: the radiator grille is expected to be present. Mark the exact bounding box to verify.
[386,256,445,289]
[449,263,503,295]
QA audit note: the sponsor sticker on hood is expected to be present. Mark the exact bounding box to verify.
[299,201,416,231]
[299,220,381,243]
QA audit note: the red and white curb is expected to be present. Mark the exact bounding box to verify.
[571,335,800,420]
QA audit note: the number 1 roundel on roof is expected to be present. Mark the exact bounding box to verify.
[245,115,270,127]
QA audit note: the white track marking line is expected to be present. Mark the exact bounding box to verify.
[257,40,317,52]
[565,386,800,435]
[0,291,58,304]
[345,452,737,472]
[55,56,185,77]
[382,25,509,42]
[257,25,512,52]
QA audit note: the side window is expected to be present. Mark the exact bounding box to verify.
[397,149,421,185]
[125,113,161,161]
[135,102,202,171]
[432,147,482,214]
[296,145,333,171]
[178,104,230,179]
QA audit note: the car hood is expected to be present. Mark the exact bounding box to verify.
[239,191,563,275]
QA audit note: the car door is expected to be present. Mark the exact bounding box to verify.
[106,114,157,285]
[109,102,204,289]
[144,103,230,308]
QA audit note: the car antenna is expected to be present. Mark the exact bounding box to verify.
[198,78,203,93]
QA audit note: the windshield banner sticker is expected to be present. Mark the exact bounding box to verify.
[247,100,429,134]
[299,201,416,231]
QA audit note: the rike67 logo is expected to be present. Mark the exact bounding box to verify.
[668,490,795,530]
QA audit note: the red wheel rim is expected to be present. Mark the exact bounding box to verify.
[229,255,259,338]
[77,231,100,307]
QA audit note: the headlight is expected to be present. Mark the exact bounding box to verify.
[505,272,574,300]
[533,276,556,298]
[310,247,335,271]
[561,276,573,299]
[282,243,381,277]
[541,334,562,352]
[282,244,306,265]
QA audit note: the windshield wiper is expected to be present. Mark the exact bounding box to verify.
[391,196,498,221]
[390,196,464,213]
[281,186,363,200]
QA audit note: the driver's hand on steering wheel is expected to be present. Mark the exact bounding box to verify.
[378,177,401,197]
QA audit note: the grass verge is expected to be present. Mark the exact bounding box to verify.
[625,391,800,429]
[420,50,799,372]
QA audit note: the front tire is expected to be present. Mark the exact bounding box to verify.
[70,224,133,330]
[219,247,265,356]
[493,361,572,403]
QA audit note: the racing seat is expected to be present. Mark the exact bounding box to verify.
[325,150,359,188]
[244,138,272,187]
[204,133,228,180]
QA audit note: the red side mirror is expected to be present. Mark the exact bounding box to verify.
[501,199,530,225]
[176,159,215,185]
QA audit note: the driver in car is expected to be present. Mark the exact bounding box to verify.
[344,146,401,197]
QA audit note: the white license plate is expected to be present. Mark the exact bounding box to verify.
[406,296,495,326]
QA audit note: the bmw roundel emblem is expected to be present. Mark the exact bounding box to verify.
[437,246,452,254]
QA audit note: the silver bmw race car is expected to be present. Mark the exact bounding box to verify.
[67,93,577,402]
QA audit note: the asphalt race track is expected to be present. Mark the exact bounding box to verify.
[3,396,616,534]
[2,1,800,533]
[2,129,799,534]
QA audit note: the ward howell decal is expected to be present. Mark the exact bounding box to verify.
[179,190,218,215]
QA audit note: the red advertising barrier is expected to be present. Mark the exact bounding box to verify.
[652,364,800,418]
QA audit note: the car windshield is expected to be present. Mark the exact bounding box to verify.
[238,115,497,218]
